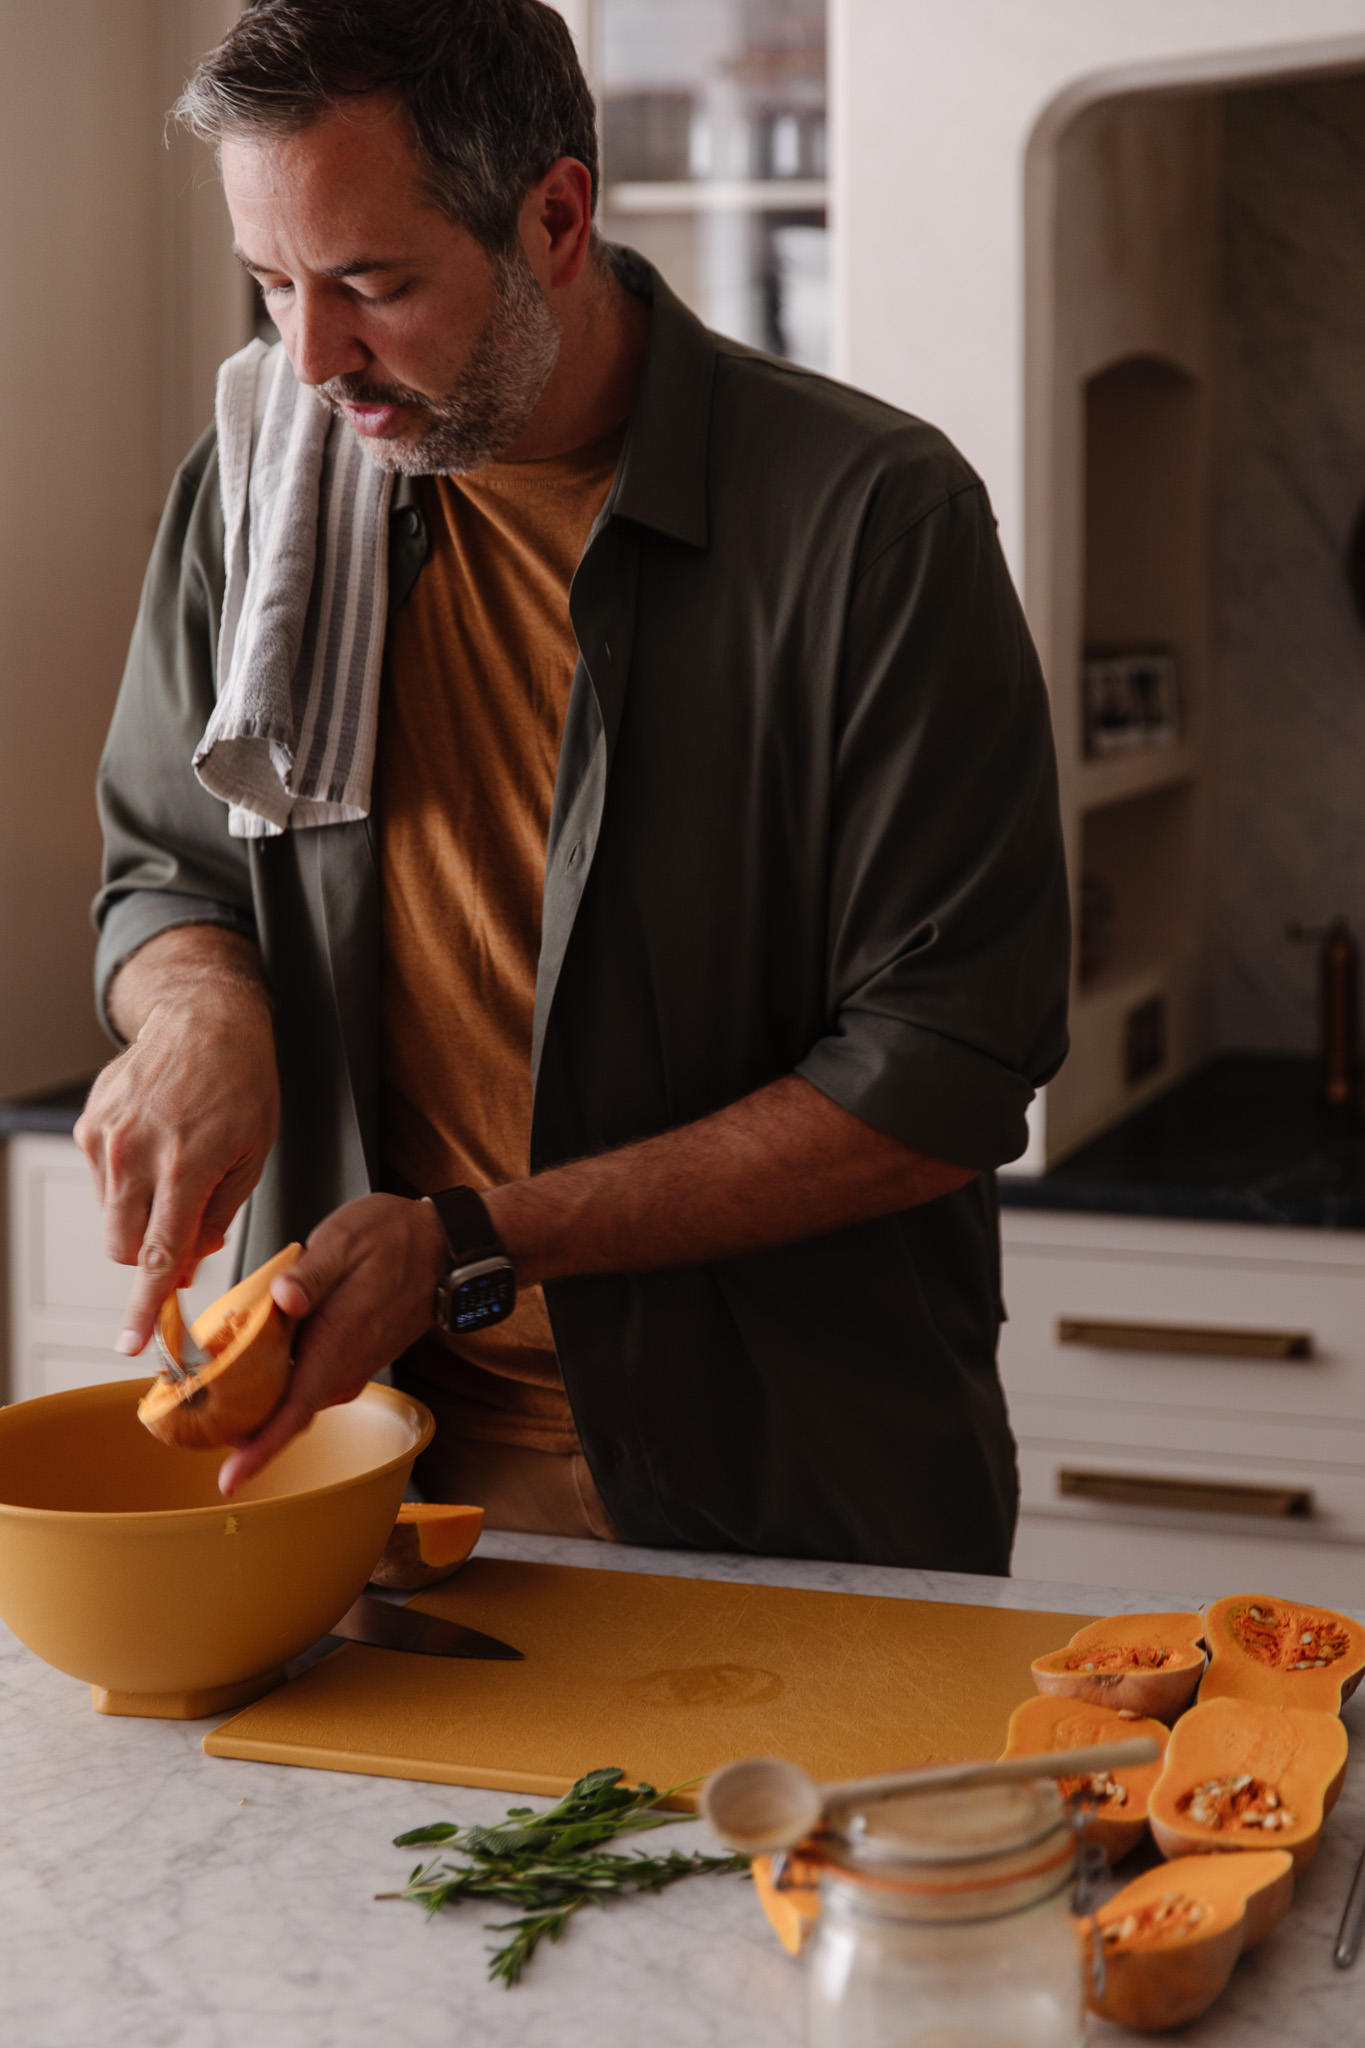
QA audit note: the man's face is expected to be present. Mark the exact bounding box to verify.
[222,96,559,473]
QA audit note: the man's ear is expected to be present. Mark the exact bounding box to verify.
[524,155,594,290]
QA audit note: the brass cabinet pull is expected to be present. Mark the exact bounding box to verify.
[1057,1317,1314,1361]
[1057,1468,1314,1519]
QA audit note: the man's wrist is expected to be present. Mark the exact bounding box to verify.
[425,1185,519,1333]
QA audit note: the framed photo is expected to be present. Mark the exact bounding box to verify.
[1082,650,1179,758]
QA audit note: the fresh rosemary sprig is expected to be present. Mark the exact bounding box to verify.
[379,1766,750,1985]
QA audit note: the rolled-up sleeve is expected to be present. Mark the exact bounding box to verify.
[93,428,256,1036]
[796,479,1070,1168]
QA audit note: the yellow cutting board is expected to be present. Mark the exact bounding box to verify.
[203,1559,1095,1804]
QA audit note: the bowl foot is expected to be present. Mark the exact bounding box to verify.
[90,1668,286,1719]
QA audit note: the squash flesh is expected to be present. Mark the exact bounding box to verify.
[1032,1612,1205,1722]
[137,1244,301,1451]
[369,1502,486,1589]
[1148,1696,1347,1875]
[1199,1593,1365,1715]
[1001,1695,1168,1862]
[1082,1849,1294,2031]
[752,1845,823,1956]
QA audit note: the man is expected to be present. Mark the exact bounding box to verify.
[78,0,1069,1571]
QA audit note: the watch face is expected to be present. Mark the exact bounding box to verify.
[449,1265,517,1334]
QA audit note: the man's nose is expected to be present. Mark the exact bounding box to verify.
[284,286,370,389]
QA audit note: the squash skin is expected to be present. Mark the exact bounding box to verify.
[1199,1593,1365,1716]
[752,1844,823,1956]
[1148,1696,1348,1875]
[1001,1695,1169,1862]
[369,1503,486,1589]
[1081,1849,1294,2031]
[137,1245,302,1451]
[1032,1613,1206,1722]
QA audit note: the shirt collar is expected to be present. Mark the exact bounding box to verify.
[605,250,714,552]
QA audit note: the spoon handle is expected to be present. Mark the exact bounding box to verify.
[824,1737,1161,1815]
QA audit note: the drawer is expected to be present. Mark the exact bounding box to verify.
[1008,1391,1365,1470]
[1011,1510,1365,1610]
[1016,1441,1365,1540]
[1000,1210,1365,1425]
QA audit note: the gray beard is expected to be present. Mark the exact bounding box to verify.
[316,243,560,476]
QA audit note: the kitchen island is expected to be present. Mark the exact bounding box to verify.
[2,1531,1359,2047]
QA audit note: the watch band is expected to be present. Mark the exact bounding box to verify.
[425,1185,504,1263]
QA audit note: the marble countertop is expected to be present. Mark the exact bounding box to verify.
[2,1531,1360,2047]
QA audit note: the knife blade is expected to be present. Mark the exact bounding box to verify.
[327,1592,524,1661]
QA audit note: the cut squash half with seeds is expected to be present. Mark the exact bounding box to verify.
[137,1244,302,1451]
[1148,1695,1347,1875]
[1001,1695,1168,1862]
[1198,1593,1365,1715]
[1081,1849,1294,2031]
[1031,1613,1206,1722]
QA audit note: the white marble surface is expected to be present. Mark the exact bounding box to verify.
[1,1532,1360,2047]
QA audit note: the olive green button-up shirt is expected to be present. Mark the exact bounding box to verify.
[95,262,1069,1573]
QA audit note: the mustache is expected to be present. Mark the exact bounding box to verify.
[317,374,430,412]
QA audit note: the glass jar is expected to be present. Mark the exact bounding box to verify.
[805,1778,1084,2048]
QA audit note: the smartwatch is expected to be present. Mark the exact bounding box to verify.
[424,1185,517,1336]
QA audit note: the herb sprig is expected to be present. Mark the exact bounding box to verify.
[379,1766,749,1985]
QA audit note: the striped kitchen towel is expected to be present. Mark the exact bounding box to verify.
[193,338,393,839]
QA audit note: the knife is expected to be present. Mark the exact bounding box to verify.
[326,1592,524,1662]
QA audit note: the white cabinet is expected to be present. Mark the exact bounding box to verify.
[4,1132,242,1404]
[1001,1206,1365,1604]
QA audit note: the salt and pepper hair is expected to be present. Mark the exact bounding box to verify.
[174,0,599,253]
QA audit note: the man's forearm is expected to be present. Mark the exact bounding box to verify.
[483,1074,976,1287]
[105,923,271,1042]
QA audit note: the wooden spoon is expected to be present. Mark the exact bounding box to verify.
[702,1737,1161,1855]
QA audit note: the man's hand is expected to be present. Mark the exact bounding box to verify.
[217,1193,448,1496]
[74,925,279,1356]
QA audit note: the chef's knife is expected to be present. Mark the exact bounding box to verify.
[326,1592,524,1661]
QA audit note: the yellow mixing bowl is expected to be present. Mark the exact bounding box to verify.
[0,1377,433,1718]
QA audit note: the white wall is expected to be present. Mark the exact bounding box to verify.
[0,0,247,1103]
[833,0,1365,596]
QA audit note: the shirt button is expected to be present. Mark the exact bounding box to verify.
[399,506,423,539]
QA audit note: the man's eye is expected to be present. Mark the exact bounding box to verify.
[365,281,413,305]
[262,280,293,299]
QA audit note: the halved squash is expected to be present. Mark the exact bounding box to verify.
[369,1502,486,1589]
[1081,1849,1294,2031]
[1032,1613,1206,1722]
[1000,1695,1169,1862]
[752,1843,823,1956]
[137,1244,302,1451]
[1199,1593,1365,1716]
[1148,1695,1348,1875]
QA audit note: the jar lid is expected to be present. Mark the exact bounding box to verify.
[830,1778,1066,1873]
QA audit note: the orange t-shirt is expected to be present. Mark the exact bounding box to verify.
[376,427,622,1456]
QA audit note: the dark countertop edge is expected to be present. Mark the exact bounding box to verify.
[0,1079,93,1138]
[997,1173,1365,1233]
